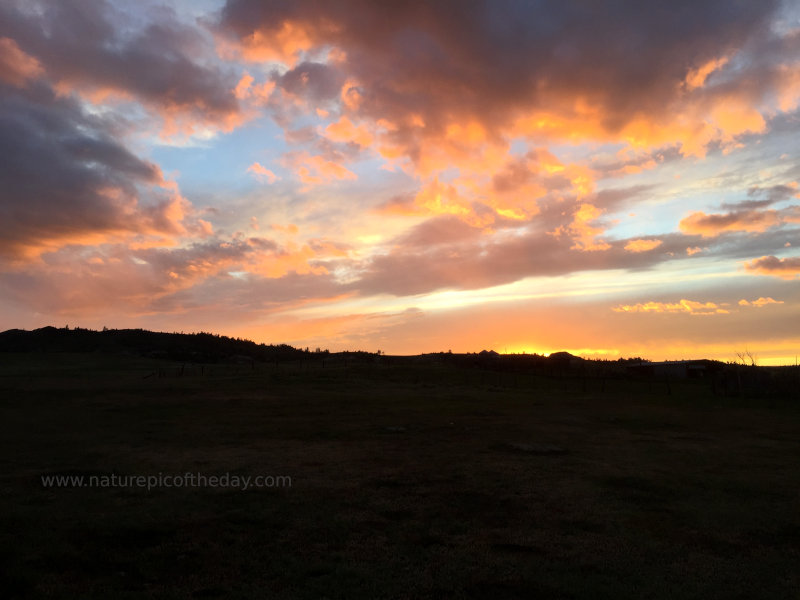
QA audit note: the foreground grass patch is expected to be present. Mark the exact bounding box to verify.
[2,354,799,598]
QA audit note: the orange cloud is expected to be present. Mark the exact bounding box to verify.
[373,144,588,228]
[233,72,276,103]
[738,297,783,307]
[679,209,781,237]
[246,242,328,278]
[684,56,729,90]
[0,37,43,87]
[511,92,770,160]
[413,179,473,219]
[445,120,487,146]
[234,72,254,99]
[279,151,357,189]
[217,1,800,169]
[611,159,658,177]
[613,299,729,315]
[247,162,279,184]
[624,239,663,253]
[776,64,800,112]
[154,101,251,144]
[558,203,610,252]
[744,255,800,280]
[375,118,511,180]
[783,205,800,223]
[373,194,424,217]
[221,21,314,66]
[307,239,350,258]
[323,116,373,147]
[271,223,299,235]
[710,97,767,145]
[132,235,333,288]
[340,79,363,112]
[487,149,591,220]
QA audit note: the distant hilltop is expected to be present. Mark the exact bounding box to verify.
[0,326,647,366]
[0,326,312,364]
[3,326,794,398]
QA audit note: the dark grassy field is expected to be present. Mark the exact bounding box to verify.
[1,352,799,599]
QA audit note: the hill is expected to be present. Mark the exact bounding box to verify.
[1,326,797,398]
[0,326,310,363]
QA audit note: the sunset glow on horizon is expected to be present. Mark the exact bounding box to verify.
[1,0,799,364]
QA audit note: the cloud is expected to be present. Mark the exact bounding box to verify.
[395,216,483,249]
[679,185,800,237]
[1,0,798,363]
[247,162,278,184]
[233,72,275,103]
[409,179,474,220]
[217,0,797,163]
[341,214,800,300]
[680,208,783,237]
[556,203,611,252]
[0,233,343,316]
[0,37,43,87]
[216,17,314,66]
[348,225,700,297]
[684,56,730,91]
[624,239,663,253]
[614,295,787,315]
[323,116,374,148]
[277,61,344,105]
[0,80,199,257]
[377,147,592,228]
[720,184,800,210]
[134,236,331,280]
[744,255,800,279]
[215,0,800,278]
[738,297,783,307]
[612,300,729,315]
[374,194,420,216]
[281,150,357,188]
[0,0,247,140]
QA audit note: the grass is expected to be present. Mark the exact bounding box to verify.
[1,352,799,598]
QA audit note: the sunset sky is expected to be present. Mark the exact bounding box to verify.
[1,0,799,363]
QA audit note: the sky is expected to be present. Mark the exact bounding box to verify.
[1,0,799,364]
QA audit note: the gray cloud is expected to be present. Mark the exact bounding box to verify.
[0,81,178,256]
[219,0,782,140]
[0,0,242,127]
[278,62,344,103]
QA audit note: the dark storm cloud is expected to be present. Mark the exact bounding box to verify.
[0,81,179,256]
[0,0,243,128]
[278,62,344,103]
[218,0,781,136]
[0,0,257,257]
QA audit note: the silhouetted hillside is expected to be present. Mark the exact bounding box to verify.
[0,326,314,363]
[1,326,797,398]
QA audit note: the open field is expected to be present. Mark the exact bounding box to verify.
[1,352,799,599]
